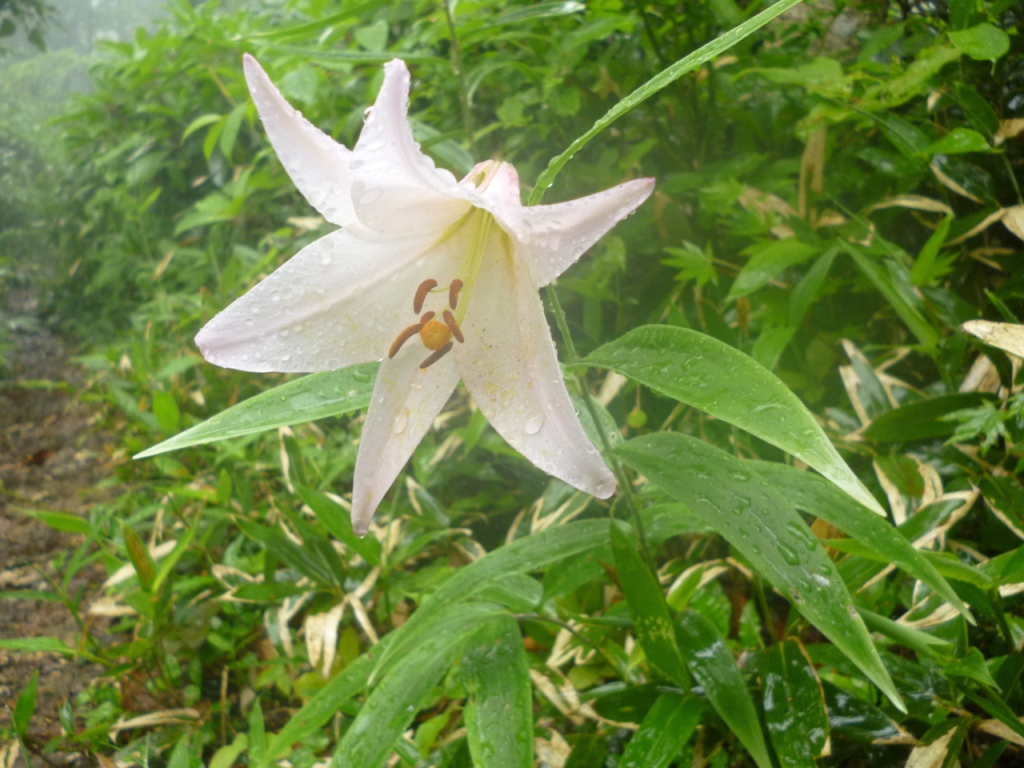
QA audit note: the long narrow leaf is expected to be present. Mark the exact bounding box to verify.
[615,433,904,711]
[331,604,507,768]
[676,611,772,768]
[528,0,807,203]
[610,520,690,688]
[620,693,702,768]
[135,363,376,458]
[463,615,533,768]
[583,325,884,516]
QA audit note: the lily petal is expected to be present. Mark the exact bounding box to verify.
[243,54,357,227]
[514,178,655,287]
[351,350,460,535]
[195,224,448,372]
[455,242,616,499]
[350,59,470,234]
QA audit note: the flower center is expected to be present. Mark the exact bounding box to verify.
[386,206,498,369]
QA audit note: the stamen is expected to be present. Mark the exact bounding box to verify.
[442,310,464,343]
[388,323,422,359]
[420,342,453,369]
[413,279,438,314]
[420,310,435,324]
[448,279,463,309]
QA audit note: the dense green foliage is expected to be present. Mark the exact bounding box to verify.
[3,0,1024,765]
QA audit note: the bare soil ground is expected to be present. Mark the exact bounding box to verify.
[0,288,114,765]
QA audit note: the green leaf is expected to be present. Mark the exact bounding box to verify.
[236,518,338,588]
[167,736,190,768]
[210,733,248,768]
[845,245,940,348]
[676,611,771,768]
[963,690,1024,740]
[950,23,1010,61]
[857,607,954,658]
[12,670,39,737]
[615,434,904,711]
[911,216,956,286]
[462,616,533,768]
[528,0,806,204]
[17,509,94,536]
[565,734,610,768]
[219,102,247,161]
[134,363,377,458]
[580,325,883,516]
[152,390,181,434]
[864,392,996,441]
[761,640,828,768]
[620,693,702,768]
[182,113,223,142]
[297,486,382,566]
[738,458,972,622]
[258,645,384,767]
[248,700,266,766]
[946,647,999,688]
[955,83,1000,137]
[922,128,992,156]
[372,508,700,682]
[727,240,819,301]
[610,521,690,688]
[252,0,393,40]
[333,606,507,768]
[0,637,77,655]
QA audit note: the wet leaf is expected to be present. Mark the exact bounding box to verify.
[581,325,884,516]
[677,611,772,768]
[258,645,385,767]
[135,363,378,458]
[462,615,533,768]
[372,508,701,679]
[611,520,690,688]
[332,605,508,768]
[762,640,828,768]
[620,693,702,768]
[615,433,904,711]
[863,392,995,441]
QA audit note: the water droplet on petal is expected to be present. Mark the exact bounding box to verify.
[392,408,409,435]
[524,413,545,435]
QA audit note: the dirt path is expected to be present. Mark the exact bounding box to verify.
[0,287,114,765]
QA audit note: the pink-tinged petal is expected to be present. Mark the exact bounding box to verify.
[465,161,523,231]
[195,224,455,372]
[454,246,616,499]
[351,350,460,535]
[244,54,357,227]
[511,178,655,287]
[350,59,471,233]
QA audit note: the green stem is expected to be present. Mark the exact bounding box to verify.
[442,0,478,158]
[543,284,656,571]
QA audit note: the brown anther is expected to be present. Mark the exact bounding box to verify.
[448,279,463,309]
[442,310,464,343]
[420,341,454,369]
[413,279,438,314]
[389,323,422,359]
[419,319,452,351]
[390,312,436,359]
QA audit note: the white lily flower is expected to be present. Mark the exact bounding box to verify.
[196,55,654,535]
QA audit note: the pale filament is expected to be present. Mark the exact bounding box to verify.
[388,278,465,368]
